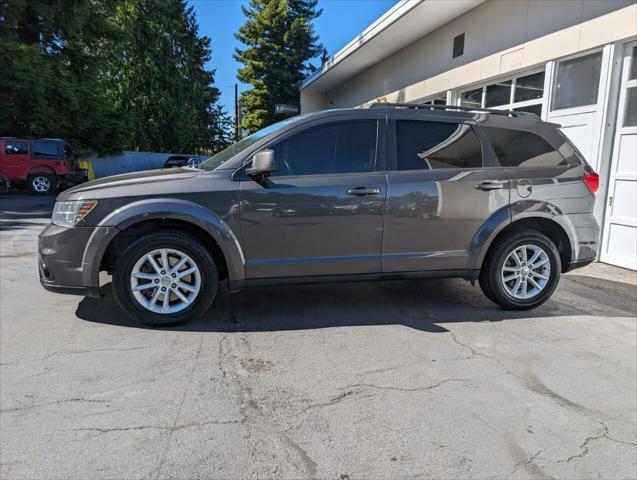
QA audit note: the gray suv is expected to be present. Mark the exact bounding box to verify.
[39,104,600,326]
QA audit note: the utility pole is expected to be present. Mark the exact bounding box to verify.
[234,83,239,142]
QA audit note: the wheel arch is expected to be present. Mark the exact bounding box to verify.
[472,212,574,273]
[83,199,245,289]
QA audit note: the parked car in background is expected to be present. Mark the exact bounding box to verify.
[0,137,87,195]
[39,104,600,326]
[163,155,201,169]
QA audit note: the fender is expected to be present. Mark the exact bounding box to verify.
[81,198,246,289]
[467,200,577,270]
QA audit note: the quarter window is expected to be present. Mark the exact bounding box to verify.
[4,141,27,154]
[481,127,567,168]
[32,141,59,157]
[271,121,377,176]
[396,121,483,170]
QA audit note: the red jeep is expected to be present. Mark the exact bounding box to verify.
[0,137,83,195]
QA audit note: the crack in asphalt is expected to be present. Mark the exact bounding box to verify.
[1,397,108,413]
[511,449,543,476]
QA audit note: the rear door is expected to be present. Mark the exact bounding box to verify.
[382,114,509,272]
[239,116,387,278]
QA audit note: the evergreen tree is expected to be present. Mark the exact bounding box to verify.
[235,0,325,133]
[113,0,231,153]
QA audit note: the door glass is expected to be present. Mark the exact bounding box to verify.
[481,127,567,167]
[552,52,602,110]
[624,87,637,127]
[32,141,59,157]
[485,80,512,107]
[271,121,377,176]
[396,121,482,170]
[515,71,545,102]
[461,88,482,108]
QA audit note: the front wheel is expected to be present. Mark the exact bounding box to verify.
[29,174,55,195]
[112,231,218,326]
[479,230,561,310]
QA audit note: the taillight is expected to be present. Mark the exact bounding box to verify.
[583,172,599,197]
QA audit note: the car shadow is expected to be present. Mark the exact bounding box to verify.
[74,274,635,333]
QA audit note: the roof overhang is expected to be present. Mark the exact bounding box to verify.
[302,0,484,93]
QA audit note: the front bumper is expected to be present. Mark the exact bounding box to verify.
[38,223,112,298]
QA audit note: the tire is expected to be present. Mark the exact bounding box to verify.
[479,230,561,310]
[112,230,218,326]
[29,174,55,195]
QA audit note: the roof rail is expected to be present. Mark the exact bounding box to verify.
[368,102,539,118]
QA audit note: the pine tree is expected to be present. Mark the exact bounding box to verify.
[235,0,325,133]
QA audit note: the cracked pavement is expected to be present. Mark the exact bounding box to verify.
[1,195,636,479]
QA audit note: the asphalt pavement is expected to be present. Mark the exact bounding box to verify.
[1,194,636,479]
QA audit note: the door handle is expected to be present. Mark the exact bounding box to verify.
[347,187,380,196]
[474,181,505,191]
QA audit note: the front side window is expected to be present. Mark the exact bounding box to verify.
[396,121,483,170]
[271,121,377,176]
[481,127,567,168]
[5,141,27,154]
[32,141,59,157]
[552,52,602,110]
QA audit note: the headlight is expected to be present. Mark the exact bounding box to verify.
[51,200,97,227]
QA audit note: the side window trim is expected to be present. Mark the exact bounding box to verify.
[235,117,385,179]
[388,118,487,172]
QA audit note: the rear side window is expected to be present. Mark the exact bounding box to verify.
[396,121,482,170]
[481,127,567,167]
[32,141,60,157]
[271,121,377,176]
[4,141,28,154]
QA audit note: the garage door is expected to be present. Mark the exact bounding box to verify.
[601,41,637,270]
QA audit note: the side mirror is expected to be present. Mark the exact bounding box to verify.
[246,149,277,177]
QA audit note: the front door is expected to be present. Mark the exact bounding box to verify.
[383,117,509,272]
[601,42,637,270]
[239,118,387,278]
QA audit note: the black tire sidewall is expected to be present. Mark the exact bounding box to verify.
[29,174,55,195]
[113,231,218,326]
[481,231,561,310]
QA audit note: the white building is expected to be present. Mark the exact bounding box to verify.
[300,0,637,270]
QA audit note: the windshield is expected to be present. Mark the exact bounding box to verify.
[199,117,301,171]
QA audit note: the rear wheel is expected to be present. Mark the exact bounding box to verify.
[112,231,218,326]
[479,230,561,310]
[29,174,55,195]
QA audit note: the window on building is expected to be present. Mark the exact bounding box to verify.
[423,95,447,106]
[515,71,545,102]
[4,141,27,154]
[481,127,567,168]
[485,80,512,108]
[624,87,637,127]
[630,46,637,81]
[271,121,377,176]
[453,33,464,58]
[552,52,602,110]
[396,121,482,170]
[459,70,545,116]
[461,88,482,108]
[32,141,59,157]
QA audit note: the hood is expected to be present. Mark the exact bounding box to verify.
[59,168,202,200]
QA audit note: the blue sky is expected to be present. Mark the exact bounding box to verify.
[189,0,397,114]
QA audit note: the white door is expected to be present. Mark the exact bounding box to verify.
[601,42,637,270]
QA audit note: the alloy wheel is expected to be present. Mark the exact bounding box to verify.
[32,176,51,193]
[130,248,201,314]
[500,244,551,300]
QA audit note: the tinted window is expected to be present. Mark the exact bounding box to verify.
[271,121,377,176]
[32,141,59,157]
[396,121,483,170]
[481,127,567,167]
[5,141,27,154]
